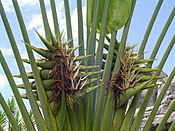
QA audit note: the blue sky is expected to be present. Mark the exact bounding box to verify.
[0,0,174,101]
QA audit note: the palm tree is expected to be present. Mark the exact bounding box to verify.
[0,97,34,130]
[0,0,174,131]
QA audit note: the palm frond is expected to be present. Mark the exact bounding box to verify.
[0,0,174,131]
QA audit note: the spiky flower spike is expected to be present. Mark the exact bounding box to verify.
[17,31,102,115]
[109,46,160,108]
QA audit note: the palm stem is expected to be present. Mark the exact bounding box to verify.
[138,0,164,54]
[67,107,78,131]
[145,68,175,129]
[77,0,85,56]
[156,84,175,131]
[169,121,175,131]
[93,31,117,131]
[100,13,129,131]
[86,0,100,65]
[85,0,100,130]
[39,0,51,41]
[75,101,84,131]
[132,33,175,131]
[86,0,90,50]
[112,0,136,129]
[0,2,47,130]
[0,51,35,131]
[0,126,3,131]
[56,91,67,131]
[65,112,72,131]
[0,93,20,131]
[128,1,166,130]
[113,104,127,131]
[12,0,58,130]
[147,7,175,68]
[142,34,175,131]
[131,7,175,131]
[50,0,61,38]
[90,0,111,129]
[64,0,73,48]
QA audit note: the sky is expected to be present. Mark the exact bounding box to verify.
[0,0,174,102]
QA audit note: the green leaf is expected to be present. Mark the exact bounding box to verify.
[78,65,99,71]
[88,0,132,33]
[134,59,156,64]
[75,83,104,97]
[22,59,56,69]
[50,0,61,40]
[117,79,154,108]
[0,93,20,131]
[0,111,7,129]
[35,29,57,52]
[143,66,175,131]
[73,54,94,62]
[57,90,66,131]
[24,42,53,60]
[64,0,73,48]
[0,50,35,130]
[0,1,48,129]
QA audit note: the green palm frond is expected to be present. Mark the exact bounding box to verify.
[0,0,174,131]
[0,110,7,129]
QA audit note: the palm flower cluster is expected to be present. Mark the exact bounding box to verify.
[108,46,160,108]
[16,31,101,114]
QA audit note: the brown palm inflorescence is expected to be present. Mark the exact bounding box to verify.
[16,31,102,114]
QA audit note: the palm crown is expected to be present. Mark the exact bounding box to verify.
[0,0,175,131]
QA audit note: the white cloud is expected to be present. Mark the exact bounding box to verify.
[0,74,9,90]
[0,45,29,59]
[1,0,13,12]
[26,11,55,36]
[26,1,65,37]
[26,14,43,30]
[26,13,52,38]
[1,48,13,56]
[1,0,50,12]
[16,44,29,59]
[16,0,39,6]
[17,0,50,6]
[20,52,29,59]
[24,1,87,48]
